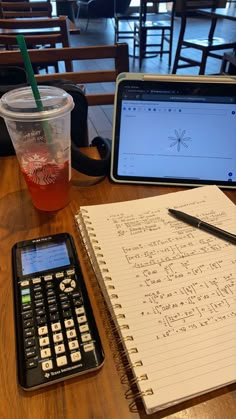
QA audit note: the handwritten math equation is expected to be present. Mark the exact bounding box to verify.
[107,209,236,340]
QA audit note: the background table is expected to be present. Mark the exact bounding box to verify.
[197,7,236,22]
[0,150,236,419]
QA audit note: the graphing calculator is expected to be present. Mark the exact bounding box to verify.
[12,233,104,390]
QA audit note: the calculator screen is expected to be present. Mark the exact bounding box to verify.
[21,242,70,276]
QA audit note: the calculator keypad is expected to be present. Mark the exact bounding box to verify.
[19,268,100,386]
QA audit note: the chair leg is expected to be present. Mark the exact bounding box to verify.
[76,3,81,19]
[76,3,90,31]
[139,29,146,69]
[159,29,165,59]
[199,51,208,75]
[172,41,182,73]
[133,25,137,58]
[168,31,173,69]
[114,17,118,43]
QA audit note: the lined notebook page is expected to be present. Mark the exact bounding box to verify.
[75,185,236,415]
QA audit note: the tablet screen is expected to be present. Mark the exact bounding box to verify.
[111,78,236,188]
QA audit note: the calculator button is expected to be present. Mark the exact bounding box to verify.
[55,272,64,278]
[75,307,85,315]
[44,275,53,281]
[79,324,89,333]
[22,295,31,304]
[66,329,76,339]
[32,277,41,284]
[47,290,55,298]
[63,278,71,285]
[24,328,35,338]
[25,337,35,348]
[45,282,54,289]
[36,316,47,325]
[60,294,68,302]
[64,287,73,293]
[27,358,38,369]
[61,302,70,310]
[66,269,75,275]
[34,291,43,300]
[73,299,83,307]
[60,283,66,292]
[35,300,44,309]
[21,280,30,287]
[77,315,87,324]
[23,311,33,320]
[36,308,46,316]
[49,305,58,314]
[70,280,76,289]
[40,347,51,358]
[53,333,63,343]
[81,333,92,343]
[64,319,74,328]
[33,284,42,292]
[71,352,81,363]
[68,340,79,350]
[21,288,30,296]
[50,313,59,322]
[62,310,72,319]
[25,347,36,358]
[56,355,67,367]
[83,343,95,352]
[39,336,50,347]
[24,318,34,328]
[55,344,65,354]
[22,304,32,312]
[51,322,61,332]
[48,297,57,305]
[42,360,53,371]
[38,326,48,336]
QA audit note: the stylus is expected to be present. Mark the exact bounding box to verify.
[168,208,236,245]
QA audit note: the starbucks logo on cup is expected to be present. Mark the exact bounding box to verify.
[22,153,60,185]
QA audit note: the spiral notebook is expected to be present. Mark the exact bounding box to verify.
[75,185,236,415]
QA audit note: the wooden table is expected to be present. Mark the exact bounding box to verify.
[0,150,236,419]
[0,17,80,35]
[197,7,236,22]
[56,0,77,23]
[197,7,236,41]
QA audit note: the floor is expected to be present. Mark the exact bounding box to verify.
[66,12,236,140]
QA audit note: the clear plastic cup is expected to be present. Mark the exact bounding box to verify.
[0,85,74,211]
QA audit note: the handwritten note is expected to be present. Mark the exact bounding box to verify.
[76,185,236,414]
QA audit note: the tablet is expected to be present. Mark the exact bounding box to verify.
[110,73,236,189]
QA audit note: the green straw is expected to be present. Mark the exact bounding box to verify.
[16,35,53,143]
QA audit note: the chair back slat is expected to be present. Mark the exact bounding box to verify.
[0,16,71,70]
[0,44,129,105]
[0,1,52,18]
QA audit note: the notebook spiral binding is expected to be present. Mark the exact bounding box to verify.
[76,209,154,413]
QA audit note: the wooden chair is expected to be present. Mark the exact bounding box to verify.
[172,0,236,74]
[220,52,236,75]
[0,16,72,71]
[76,0,95,31]
[0,43,129,105]
[0,1,52,18]
[133,0,176,69]
[113,0,138,43]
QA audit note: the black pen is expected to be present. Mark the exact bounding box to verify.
[168,208,236,245]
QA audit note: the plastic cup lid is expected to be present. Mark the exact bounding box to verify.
[0,85,74,121]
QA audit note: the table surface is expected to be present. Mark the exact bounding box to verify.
[197,7,236,21]
[1,150,236,419]
[0,16,80,34]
